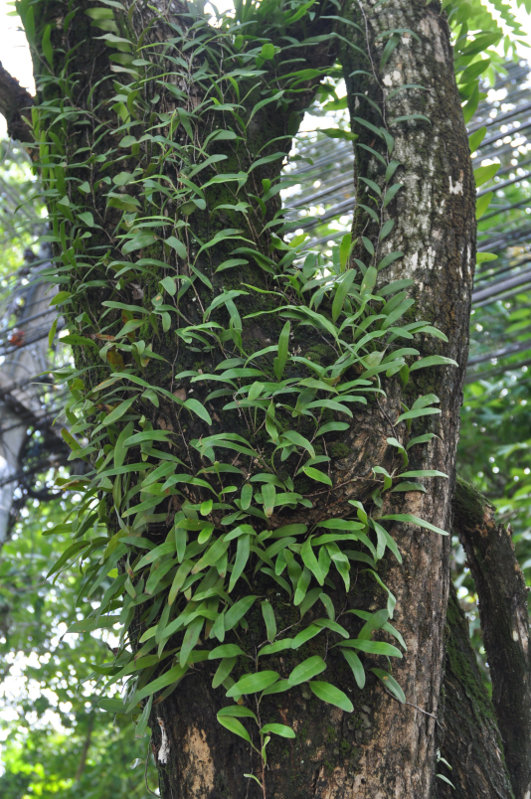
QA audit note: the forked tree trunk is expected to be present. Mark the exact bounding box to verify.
[144,3,475,795]
[4,0,519,797]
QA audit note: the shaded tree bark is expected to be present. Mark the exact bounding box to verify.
[436,584,515,799]
[453,478,530,799]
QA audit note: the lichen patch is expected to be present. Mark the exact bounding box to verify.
[182,725,215,795]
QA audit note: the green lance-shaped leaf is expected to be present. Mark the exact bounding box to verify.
[371,519,403,564]
[208,644,247,660]
[224,595,258,631]
[353,608,390,640]
[226,670,280,699]
[300,537,326,585]
[409,355,457,372]
[314,618,350,638]
[361,265,377,294]
[127,664,187,710]
[184,397,212,425]
[217,715,253,745]
[301,465,332,486]
[261,482,276,517]
[180,616,204,667]
[294,567,312,606]
[398,469,447,479]
[135,695,153,738]
[309,681,354,713]
[168,560,191,605]
[380,513,448,536]
[288,655,327,686]
[191,536,230,574]
[292,623,322,649]
[258,638,295,657]
[473,162,500,187]
[164,236,187,259]
[383,183,403,208]
[228,533,251,592]
[396,406,440,424]
[260,723,296,739]
[273,321,290,379]
[460,29,502,56]
[135,540,175,571]
[339,233,354,272]
[160,275,178,296]
[280,430,315,458]
[362,237,375,258]
[261,599,277,642]
[212,657,236,688]
[476,191,493,219]
[341,648,366,689]
[468,125,487,153]
[371,667,406,703]
[240,483,253,510]
[218,705,257,721]
[332,269,357,321]
[341,639,403,658]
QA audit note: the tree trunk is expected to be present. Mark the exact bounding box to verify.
[453,478,530,799]
[436,584,515,799]
[3,0,512,797]
[140,2,476,792]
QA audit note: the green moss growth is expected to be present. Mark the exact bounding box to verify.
[329,441,351,458]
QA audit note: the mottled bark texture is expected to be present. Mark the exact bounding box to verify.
[453,479,530,799]
[436,584,516,799]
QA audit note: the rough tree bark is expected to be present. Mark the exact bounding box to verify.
[0,0,527,798]
[452,479,530,799]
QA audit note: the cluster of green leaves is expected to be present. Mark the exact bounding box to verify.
[444,0,529,64]
[57,235,453,744]
[444,2,504,217]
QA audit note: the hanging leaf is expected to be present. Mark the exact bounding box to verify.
[371,668,406,703]
[212,657,236,688]
[273,321,290,379]
[309,681,354,712]
[184,398,212,425]
[341,648,366,689]
[217,716,253,745]
[228,534,251,592]
[261,600,277,642]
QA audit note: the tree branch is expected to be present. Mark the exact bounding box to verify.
[74,712,95,782]
[0,61,34,142]
[453,477,530,799]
